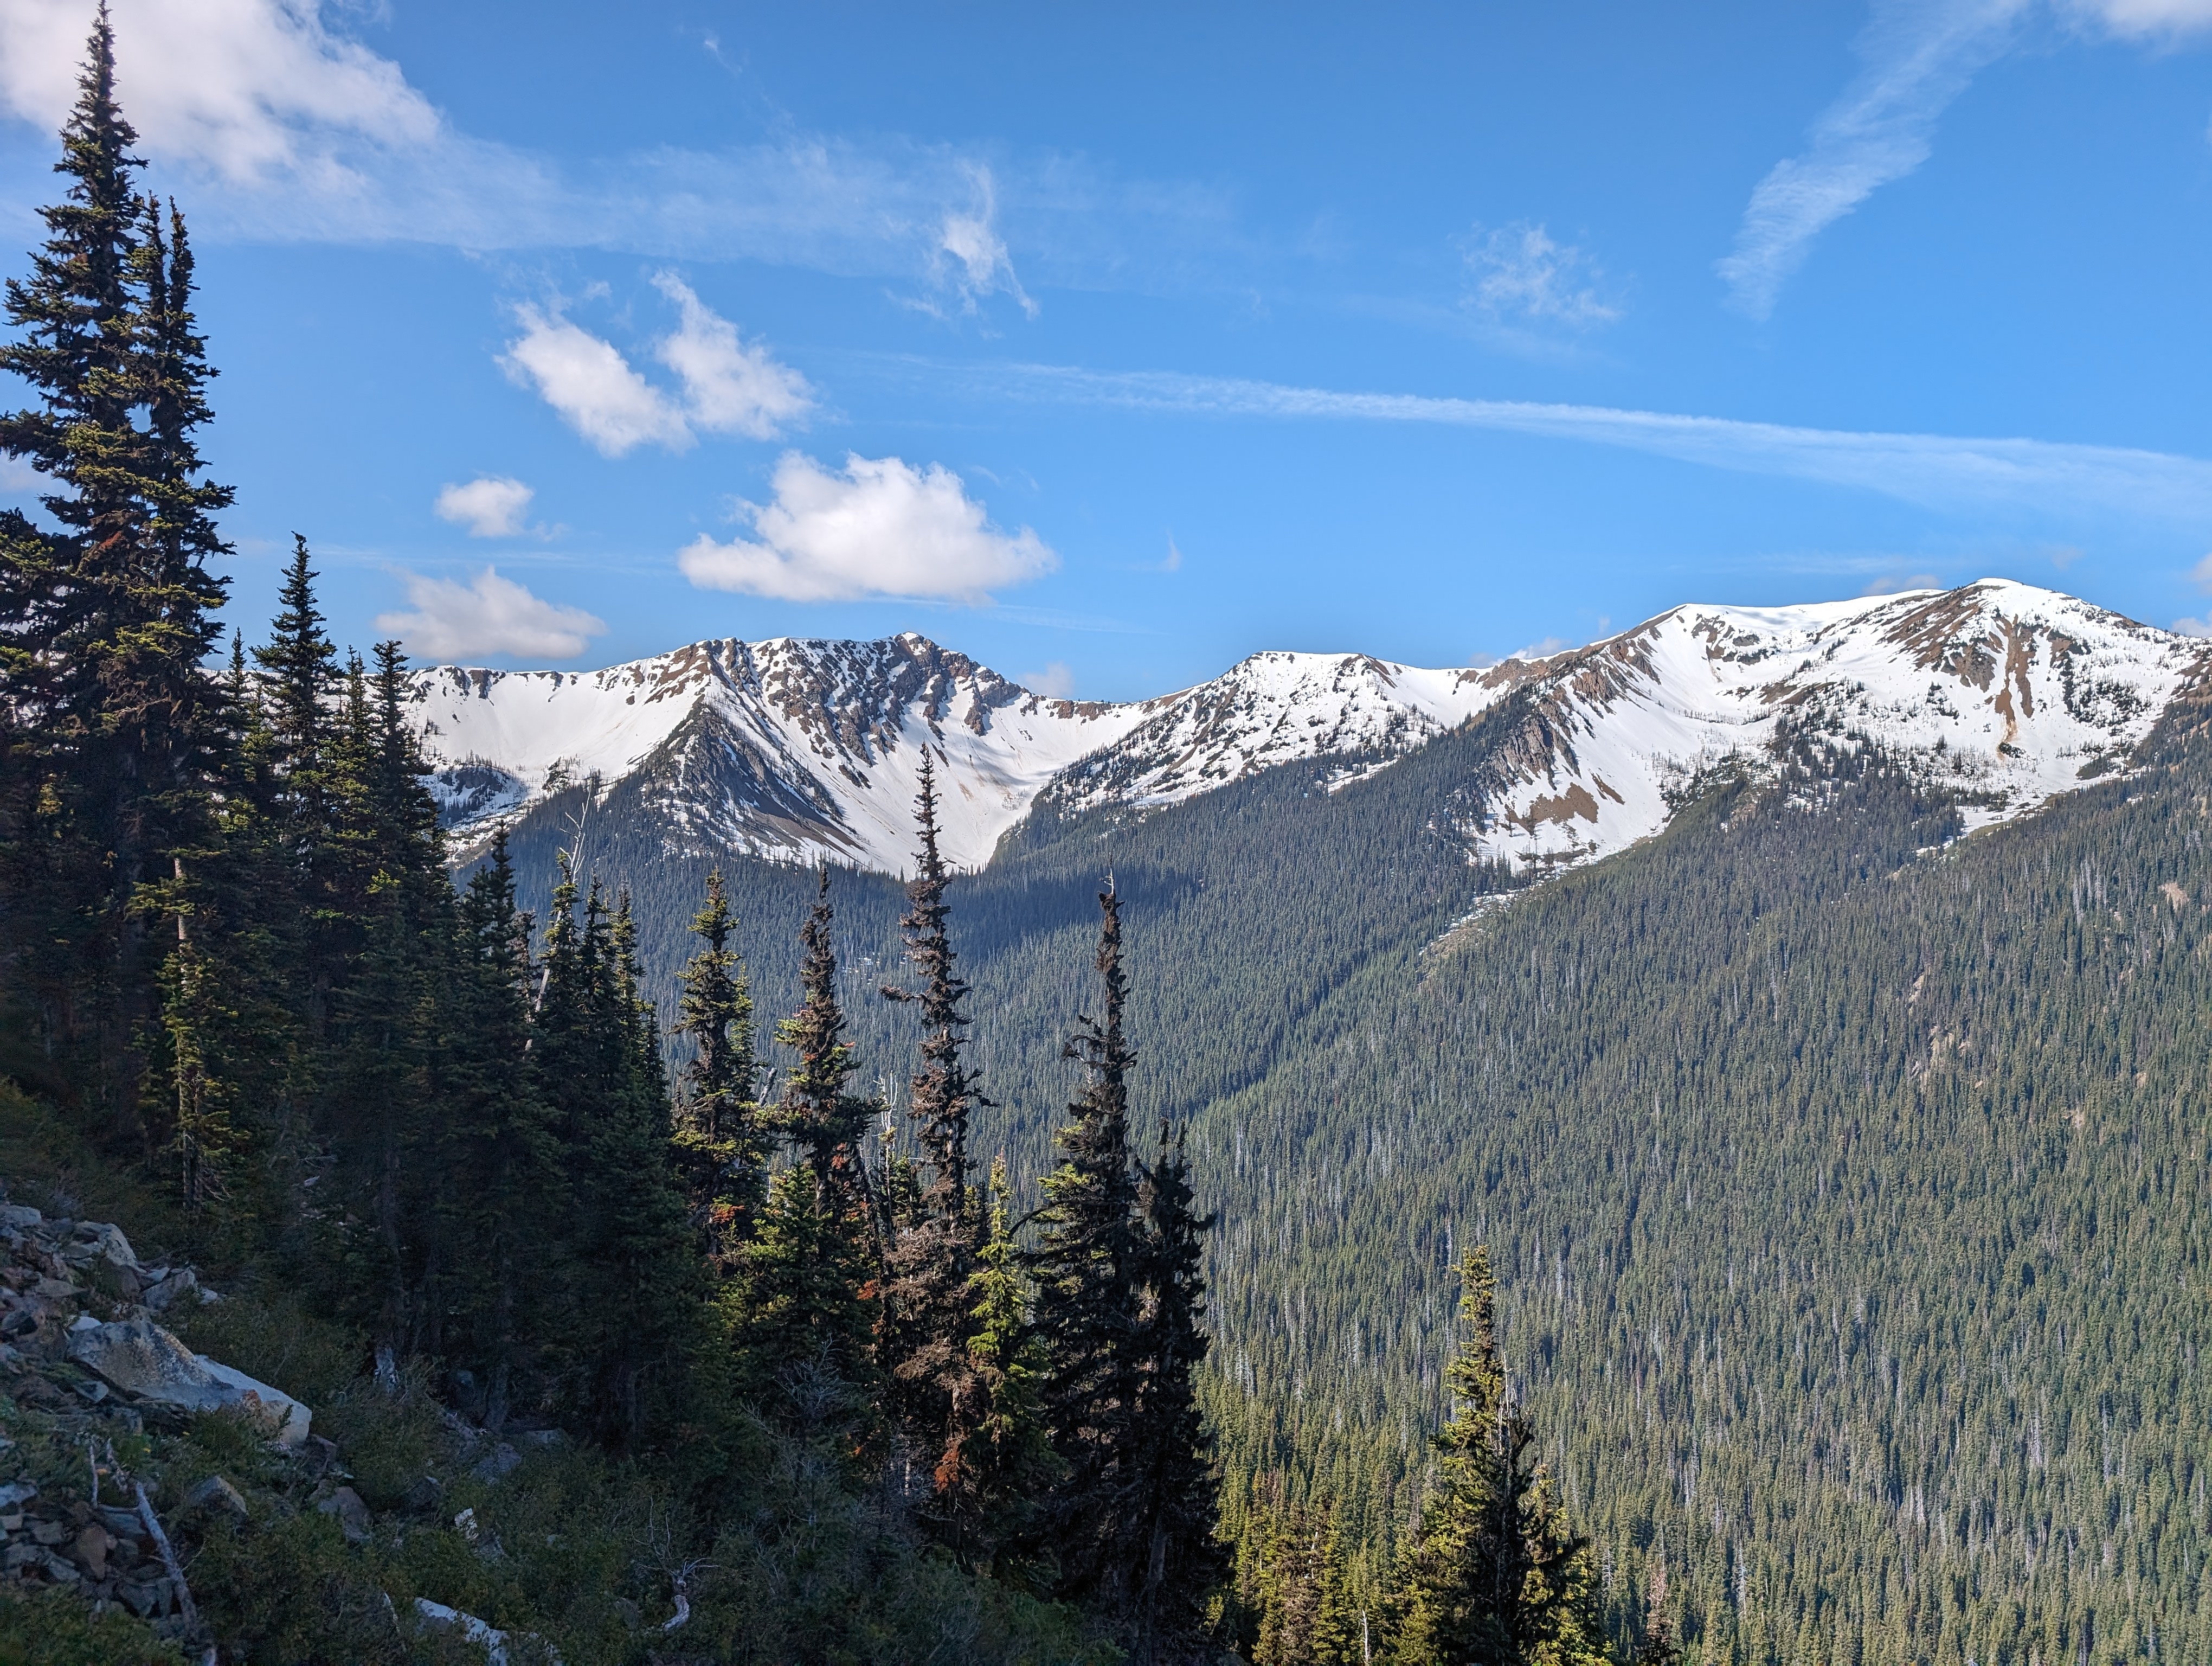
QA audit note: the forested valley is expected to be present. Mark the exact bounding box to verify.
[5,16,2211,1666]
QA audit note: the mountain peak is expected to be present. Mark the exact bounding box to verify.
[408,586,2209,879]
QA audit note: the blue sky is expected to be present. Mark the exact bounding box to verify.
[4,0,2212,699]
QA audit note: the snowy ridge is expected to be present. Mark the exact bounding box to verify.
[409,633,1158,872]
[1040,651,1501,812]
[408,581,2209,877]
[1456,580,2210,870]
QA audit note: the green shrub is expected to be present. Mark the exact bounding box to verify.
[0,1584,183,1666]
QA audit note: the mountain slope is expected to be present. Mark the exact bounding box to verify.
[413,581,2208,881]
[443,581,2212,1665]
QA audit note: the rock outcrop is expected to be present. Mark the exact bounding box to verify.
[0,1190,313,1629]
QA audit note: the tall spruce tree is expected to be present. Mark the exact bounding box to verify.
[0,9,232,1120]
[879,760,995,1536]
[249,536,346,1042]
[320,640,451,1356]
[775,866,874,1199]
[1028,885,1146,1605]
[737,868,882,1437]
[957,1153,1056,1572]
[1252,1494,1360,1666]
[534,869,700,1445]
[1384,1248,1605,1666]
[1124,1119,1228,1659]
[672,868,762,1272]
[442,830,561,1406]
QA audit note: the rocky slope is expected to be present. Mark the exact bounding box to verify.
[0,1198,267,1639]
[408,580,2210,876]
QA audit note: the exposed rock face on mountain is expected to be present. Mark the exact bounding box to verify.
[408,633,1155,872]
[409,581,2210,876]
[1443,579,2210,870]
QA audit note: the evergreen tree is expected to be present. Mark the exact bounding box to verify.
[320,639,451,1357]
[1384,1248,1597,1666]
[253,536,339,808]
[1631,1567,1679,1666]
[1028,885,1147,1606]
[1253,1494,1360,1666]
[774,867,875,1203]
[879,760,995,1537]
[588,892,704,1447]
[950,1154,1056,1572]
[248,536,348,1047]
[1123,1119,1228,1659]
[737,866,882,1440]
[672,868,762,1271]
[441,830,561,1406]
[0,8,231,1123]
[533,868,700,1445]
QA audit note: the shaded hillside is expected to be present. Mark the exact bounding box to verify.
[486,693,1540,1196]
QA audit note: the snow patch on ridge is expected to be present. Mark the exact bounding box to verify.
[407,581,2210,881]
[1459,581,2210,872]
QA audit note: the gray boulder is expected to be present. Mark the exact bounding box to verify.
[139,1267,198,1313]
[61,1220,138,1273]
[184,1475,249,1521]
[66,1317,311,1447]
[316,1485,372,1545]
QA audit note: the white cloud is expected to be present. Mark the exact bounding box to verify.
[2065,0,2212,38]
[1719,0,2029,319]
[929,167,1037,318]
[1463,222,1620,328]
[1860,572,1945,594]
[678,452,1056,604]
[500,286,809,457]
[499,304,691,458]
[1023,662,1076,698]
[2191,550,2212,589]
[434,476,534,538]
[1717,0,2212,320]
[0,5,1238,315]
[650,274,814,439]
[1513,636,1572,661]
[375,567,604,662]
[2174,616,2212,636]
[0,0,436,187]
[980,363,2212,523]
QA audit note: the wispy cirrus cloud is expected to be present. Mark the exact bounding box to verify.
[1719,0,2212,320]
[1718,0,2028,321]
[0,1,1230,316]
[961,362,2212,522]
[1462,221,1621,329]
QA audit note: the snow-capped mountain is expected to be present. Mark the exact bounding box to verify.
[1455,579,2208,870]
[409,634,1159,872]
[407,581,2209,877]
